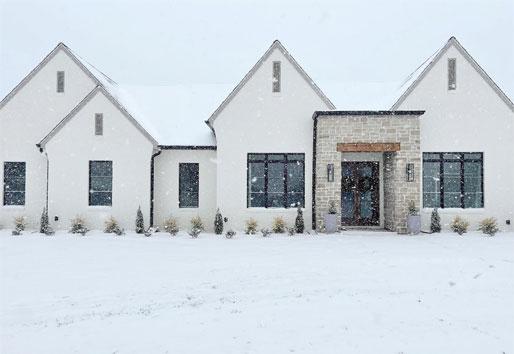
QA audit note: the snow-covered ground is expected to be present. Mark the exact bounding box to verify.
[1,230,513,354]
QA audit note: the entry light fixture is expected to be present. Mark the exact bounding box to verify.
[327,164,334,182]
[406,163,414,182]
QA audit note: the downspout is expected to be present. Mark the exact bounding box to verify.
[37,144,49,211]
[150,148,162,227]
[311,113,318,230]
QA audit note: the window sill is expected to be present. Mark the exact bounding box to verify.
[422,208,485,214]
[87,206,112,210]
[246,207,303,212]
[2,205,26,210]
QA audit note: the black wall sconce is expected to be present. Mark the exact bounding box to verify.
[406,163,414,182]
[327,164,334,182]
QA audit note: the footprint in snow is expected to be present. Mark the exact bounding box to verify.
[473,273,482,279]
[448,281,456,287]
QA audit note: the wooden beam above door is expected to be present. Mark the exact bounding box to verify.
[337,142,401,152]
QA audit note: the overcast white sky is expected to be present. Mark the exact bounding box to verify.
[1,0,513,104]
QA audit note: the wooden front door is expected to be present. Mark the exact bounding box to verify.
[341,162,380,226]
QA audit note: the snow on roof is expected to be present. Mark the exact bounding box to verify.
[388,42,446,109]
[117,84,231,146]
[64,42,443,147]
[321,81,401,110]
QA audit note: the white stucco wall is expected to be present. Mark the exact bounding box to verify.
[44,90,155,231]
[398,44,514,231]
[153,149,217,232]
[213,47,332,231]
[0,48,96,228]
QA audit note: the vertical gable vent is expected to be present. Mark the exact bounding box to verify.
[448,58,456,90]
[57,71,65,93]
[95,113,103,135]
[272,61,281,93]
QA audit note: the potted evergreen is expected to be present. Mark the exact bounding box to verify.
[407,200,421,235]
[324,201,338,233]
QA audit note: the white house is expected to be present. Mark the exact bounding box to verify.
[1,37,512,233]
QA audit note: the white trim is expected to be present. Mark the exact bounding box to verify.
[391,37,514,112]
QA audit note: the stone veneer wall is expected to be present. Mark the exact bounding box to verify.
[314,115,421,233]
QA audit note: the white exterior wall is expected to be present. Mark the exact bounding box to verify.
[44,90,155,231]
[153,149,217,232]
[0,49,96,228]
[213,48,331,231]
[398,44,514,231]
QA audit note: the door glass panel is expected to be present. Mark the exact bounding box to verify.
[341,192,354,218]
[360,191,372,218]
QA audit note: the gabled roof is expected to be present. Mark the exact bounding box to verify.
[0,42,159,146]
[206,40,336,128]
[391,37,514,111]
[38,85,158,147]
[0,42,106,110]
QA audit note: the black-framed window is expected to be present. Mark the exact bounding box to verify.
[423,152,483,208]
[89,161,112,206]
[247,153,304,208]
[179,163,199,208]
[3,162,26,206]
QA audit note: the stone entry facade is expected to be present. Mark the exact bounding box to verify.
[313,111,423,233]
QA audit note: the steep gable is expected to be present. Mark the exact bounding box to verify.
[38,85,158,148]
[391,37,514,111]
[0,43,103,110]
[207,40,335,129]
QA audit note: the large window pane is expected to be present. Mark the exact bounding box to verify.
[443,162,461,207]
[287,161,304,207]
[179,163,199,208]
[248,162,265,207]
[3,162,26,206]
[422,161,440,208]
[89,161,112,206]
[464,161,482,208]
[267,162,284,207]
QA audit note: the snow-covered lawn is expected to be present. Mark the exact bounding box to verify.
[1,230,513,354]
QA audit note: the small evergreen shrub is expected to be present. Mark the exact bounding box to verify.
[261,228,271,237]
[295,206,304,233]
[287,227,295,236]
[225,229,236,239]
[70,216,88,236]
[191,216,204,232]
[104,216,124,235]
[408,200,418,216]
[450,216,469,235]
[328,201,337,214]
[430,208,441,233]
[245,218,258,235]
[40,208,54,235]
[144,228,152,237]
[189,227,201,238]
[478,217,499,236]
[135,206,144,234]
[14,216,26,231]
[214,209,224,235]
[163,217,179,236]
[272,217,286,233]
